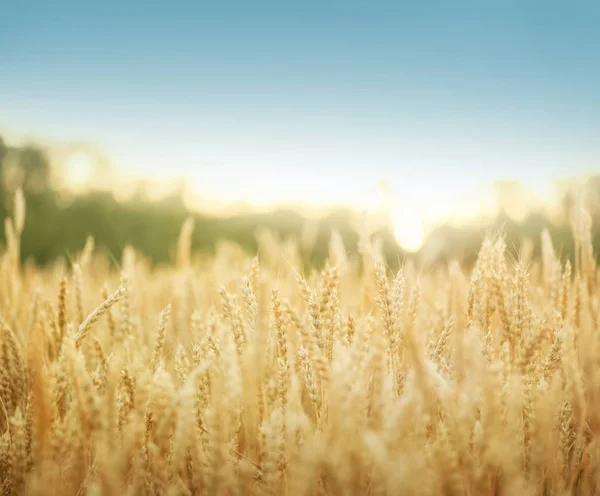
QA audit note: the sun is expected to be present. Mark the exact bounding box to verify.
[392,210,425,252]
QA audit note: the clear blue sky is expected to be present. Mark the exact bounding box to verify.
[1,0,599,219]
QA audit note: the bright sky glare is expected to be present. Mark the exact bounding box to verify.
[1,0,599,246]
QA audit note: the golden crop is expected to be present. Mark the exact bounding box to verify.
[0,192,598,495]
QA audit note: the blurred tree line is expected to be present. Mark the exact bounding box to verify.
[0,136,399,267]
[0,135,597,269]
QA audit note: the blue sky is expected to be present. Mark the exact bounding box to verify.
[1,0,599,220]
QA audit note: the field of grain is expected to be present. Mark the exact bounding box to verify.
[0,191,599,496]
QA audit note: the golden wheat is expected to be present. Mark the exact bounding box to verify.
[1,191,600,495]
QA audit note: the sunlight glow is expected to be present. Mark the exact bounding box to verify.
[391,210,425,252]
[65,153,94,190]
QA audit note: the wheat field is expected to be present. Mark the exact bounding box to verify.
[0,191,599,496]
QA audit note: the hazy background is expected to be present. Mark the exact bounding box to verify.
[1,0,599,267]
